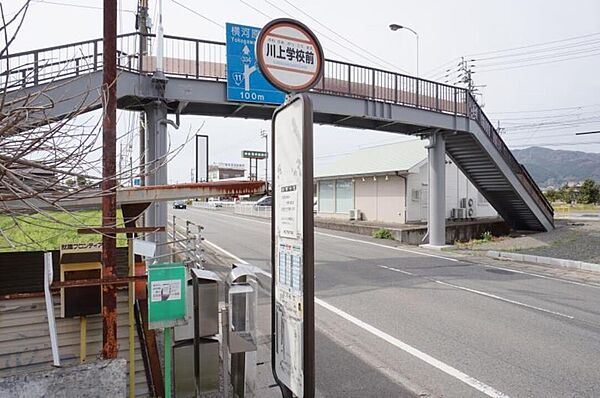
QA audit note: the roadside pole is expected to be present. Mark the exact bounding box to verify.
[256,18,324,398]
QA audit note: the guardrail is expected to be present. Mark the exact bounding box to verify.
[0,32,552,223]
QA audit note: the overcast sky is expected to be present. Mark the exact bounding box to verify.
[6,0,600,183]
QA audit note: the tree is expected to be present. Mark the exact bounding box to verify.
[544,188,559,203]
[558,184,576,204]
[579,179,599,204]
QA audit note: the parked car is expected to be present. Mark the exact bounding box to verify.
[254,196,272,208]
[173,201,187,209]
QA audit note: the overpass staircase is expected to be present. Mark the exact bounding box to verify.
[0,32,554,231]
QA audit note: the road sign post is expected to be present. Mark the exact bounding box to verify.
[257,18,323,398]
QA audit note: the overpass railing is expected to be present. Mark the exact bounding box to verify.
[0,32,552,221]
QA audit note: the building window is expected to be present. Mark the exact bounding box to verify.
[319,180,335,213]
[335,179,353,213]
[411,189,421,202]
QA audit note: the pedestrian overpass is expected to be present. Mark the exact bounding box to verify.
[1,32,554,240]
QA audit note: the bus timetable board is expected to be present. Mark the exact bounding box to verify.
[271,93,315,397]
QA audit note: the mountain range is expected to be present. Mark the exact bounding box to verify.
[512,147,600,188]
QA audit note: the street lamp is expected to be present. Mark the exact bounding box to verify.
[389,23,419,77]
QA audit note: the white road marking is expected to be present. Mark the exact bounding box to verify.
[193,209,600,291]
[315,298,510,398]
[316,231,460,262]
[482,263,600,290]
[377,265,415,276]
[192,208,459,262]
[434,280,575,320]
[204,235,510,398]
[203,239,249,265]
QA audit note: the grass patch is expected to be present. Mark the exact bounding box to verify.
[0,210,127,252]
[372,228,394,240]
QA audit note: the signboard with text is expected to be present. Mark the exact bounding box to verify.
[257,19,324,93]
[226,22,286,105]
[242,150,268,159]
[148,263,187,330]
[271,94,315,397]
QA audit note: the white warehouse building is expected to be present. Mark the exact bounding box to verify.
[314,139,498,224]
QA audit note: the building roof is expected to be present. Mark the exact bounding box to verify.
[315,139,427,178]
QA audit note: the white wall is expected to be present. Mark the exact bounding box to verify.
[405,157,497,222]
[354,176,405,223]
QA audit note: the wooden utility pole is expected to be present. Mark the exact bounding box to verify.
[102,0,118,359]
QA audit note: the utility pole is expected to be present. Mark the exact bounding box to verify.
[102,0,118,359]
[260,129,268,190]
[456,57,486,105]
[137,0,150,186]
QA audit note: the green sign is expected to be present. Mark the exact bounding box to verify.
[148,263,187,329]
[242,150,268,159]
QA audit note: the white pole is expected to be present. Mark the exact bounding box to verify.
[44,252,61,367]
[156,0,164,72]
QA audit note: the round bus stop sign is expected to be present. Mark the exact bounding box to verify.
[256,18,324,93]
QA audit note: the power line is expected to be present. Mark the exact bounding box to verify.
[279,0,409,74]
[237,0,352,62]
[475,50,600,72]
[32,0,135,14]
[465,31,600,57]
[488,104,600,115]
[170,0,224,28]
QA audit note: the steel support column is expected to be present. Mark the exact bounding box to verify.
[144,101,168,257]
[426,131,446,247]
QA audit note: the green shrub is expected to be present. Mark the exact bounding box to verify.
[372,228,393,240]
[481,231,493,242]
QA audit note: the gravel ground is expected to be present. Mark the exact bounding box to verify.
[455,220,600,264]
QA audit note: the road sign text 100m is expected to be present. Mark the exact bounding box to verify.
[240,91,265,101]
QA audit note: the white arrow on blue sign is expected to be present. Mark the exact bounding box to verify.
[226,22,286,105]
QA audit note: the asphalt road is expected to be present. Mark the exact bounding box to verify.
[173,207,600,397]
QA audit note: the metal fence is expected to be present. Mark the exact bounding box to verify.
[233,204,271,219]
[0,32,552,220]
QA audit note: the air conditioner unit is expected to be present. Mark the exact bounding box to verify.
[467,198,475,218]
[460,198,467,208]
[349,209,361,221]
[451,208,465,220]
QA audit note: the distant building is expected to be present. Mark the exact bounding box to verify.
[314,139,497,224]
[208,162,245,181]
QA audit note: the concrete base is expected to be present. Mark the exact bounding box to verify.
[420,243,454,251]
[487,250,600,273]
[0,359,126,398]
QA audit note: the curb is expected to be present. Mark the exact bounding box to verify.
[486,250,600,273]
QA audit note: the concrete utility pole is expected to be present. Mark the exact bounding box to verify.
[137,0,149,186]
[145,0,171,258]
[102,0,118,359]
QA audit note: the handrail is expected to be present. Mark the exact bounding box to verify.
[1,32,552,223]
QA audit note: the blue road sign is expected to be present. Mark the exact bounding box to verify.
[226,23,286,105]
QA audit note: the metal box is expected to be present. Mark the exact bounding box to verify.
[228,282,257,353]
[174,276,218,341]
[174,337,220,396]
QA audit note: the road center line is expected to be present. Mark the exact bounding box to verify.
[204,236,510,398]
[434,280,575,319]
[191,208,459,262]
[192,209,600,291]
[377,265,415,275]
